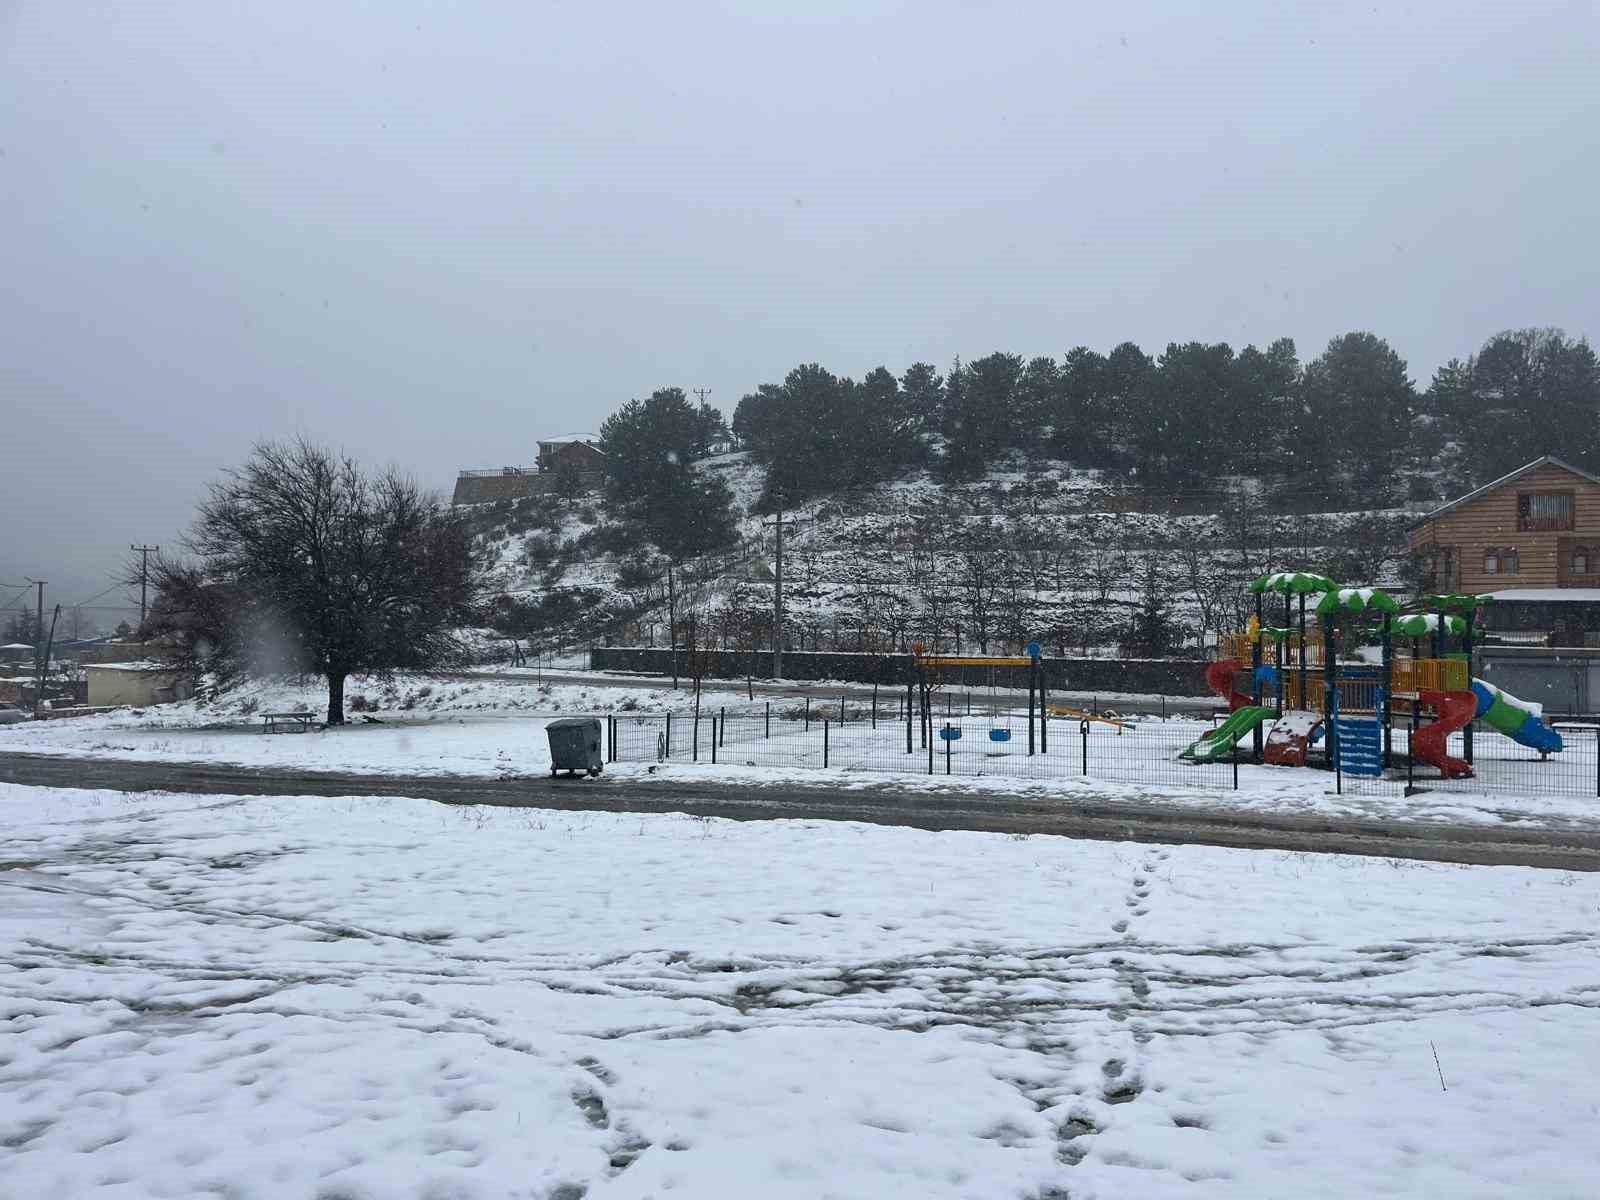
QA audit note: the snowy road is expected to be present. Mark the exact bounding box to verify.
[4,751,1600,870]
[3,787,1597,1198]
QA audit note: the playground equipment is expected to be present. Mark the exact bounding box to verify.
[1180,705,1275,762]
[909,642,1048,759]
[1049,705,1136,733]
[1200,575,1561,781]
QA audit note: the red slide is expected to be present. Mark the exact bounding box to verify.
[1413,690,1476,779]
[1205,660,1252,713]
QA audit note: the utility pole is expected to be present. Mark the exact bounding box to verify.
[31,580,45,675]
[762,496,799,680]
[691,388,711,405]
[131,544,159,633]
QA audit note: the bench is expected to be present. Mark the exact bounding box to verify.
[261,711,317,734]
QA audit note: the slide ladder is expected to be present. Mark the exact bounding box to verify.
[1335,715,1383,777]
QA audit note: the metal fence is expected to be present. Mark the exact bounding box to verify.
[609,701,1238,790]
[607,702,1600,801]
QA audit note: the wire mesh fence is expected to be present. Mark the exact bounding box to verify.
[608,701,1600,801]
[609,701,1240,790]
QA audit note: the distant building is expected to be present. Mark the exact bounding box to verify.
[536,439,604,474]
[85,663,195,708]
[1407,455,1600,647]
[452,437,605,506]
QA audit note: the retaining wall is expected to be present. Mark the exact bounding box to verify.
[588,646,1212,698]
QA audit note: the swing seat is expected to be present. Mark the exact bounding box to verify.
[988,728,1011,742]
[939,726,962,741]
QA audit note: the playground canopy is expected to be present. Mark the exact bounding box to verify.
[1394,612,1467,637]
[1249,571,1338,595]
[1314,587,1401,616]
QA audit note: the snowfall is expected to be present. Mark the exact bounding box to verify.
[3,783,1599,1199]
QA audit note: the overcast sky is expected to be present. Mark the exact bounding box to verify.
[3,0,1597,619]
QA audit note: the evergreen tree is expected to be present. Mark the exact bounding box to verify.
[1055,346,1108,463]
[1298,332,1415,489]
[899,362,944,444]
[598,388,737,558]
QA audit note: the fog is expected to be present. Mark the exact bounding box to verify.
[3,1,1596,620]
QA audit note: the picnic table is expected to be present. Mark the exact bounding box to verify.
[261,711,317,734]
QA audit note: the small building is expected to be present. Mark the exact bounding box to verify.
[85,663,196,708]
[0,643,34,667]
[1407,455,1600,647]
[536,439,604,474]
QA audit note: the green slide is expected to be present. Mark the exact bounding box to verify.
[1181,706,1276,763]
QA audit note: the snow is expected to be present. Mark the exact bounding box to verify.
[1482,588,1600,602]
[3,786,1598,1198]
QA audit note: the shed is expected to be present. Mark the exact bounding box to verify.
[85,663,196,708]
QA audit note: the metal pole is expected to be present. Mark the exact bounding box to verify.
[773,493,784,681]
[1232,738,1239,790]
[693,713,699,762]
[665,712,672,758]
[719,706,725,747]
[945,724,952,775]
[1040,669,1048,753]
[766,701,771,739]
[804,697,810,730]
[1081,719,1088,776]
[1027,662,1036,756]
[823,717,829,768]
[130,544,158,631]
[711,716,717,764]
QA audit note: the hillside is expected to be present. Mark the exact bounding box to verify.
[460,454,1421,660]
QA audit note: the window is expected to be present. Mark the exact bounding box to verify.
[1484,547,1520,577]
[1518,492,1575,531]
[1574,548,1591,575]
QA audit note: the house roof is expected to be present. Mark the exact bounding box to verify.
[1409,455,1600,531]
[1480,588,1600,603]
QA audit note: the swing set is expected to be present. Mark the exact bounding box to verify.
[909,643,1050,755]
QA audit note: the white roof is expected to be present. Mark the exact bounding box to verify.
[84,661,172,673]
[1482,588,1600,602]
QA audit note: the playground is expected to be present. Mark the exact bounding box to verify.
[612,572,1600,805]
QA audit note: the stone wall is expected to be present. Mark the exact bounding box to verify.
[451,470,604,506]
[588,647,1213,698]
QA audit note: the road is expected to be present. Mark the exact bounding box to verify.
[4,750,1598,871]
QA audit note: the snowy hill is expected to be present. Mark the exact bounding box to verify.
[459,453,1423,657]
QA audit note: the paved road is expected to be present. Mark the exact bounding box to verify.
[4,751,1598,871]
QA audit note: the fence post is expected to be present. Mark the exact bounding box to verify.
[711,716,717,764]
[693,713,699,762]
[1232,738,1239,790]
[928,717,935,774]
[841,692,847,724]
[766,701,771,740]
[665,712,672,759]
[824,717,830,768]
[805,697,810,730]
[607,716,615,762]
[872,681,878,729]
[945,724,953,775]
[1595,726,1598,798]
[1081,720,1089,777]
[719,707,725,747]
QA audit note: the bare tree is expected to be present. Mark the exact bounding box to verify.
[145,439,478,724]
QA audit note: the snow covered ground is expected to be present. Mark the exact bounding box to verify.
[4,677,1598,832]
[2,787,1597,1198]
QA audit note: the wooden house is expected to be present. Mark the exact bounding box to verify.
[1407,455,1600,646]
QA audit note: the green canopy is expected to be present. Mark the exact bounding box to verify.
[1315,587,1401,616]
[1249,571,1339,595]
[1394,612,1466,637]
[1257,626,1293,642]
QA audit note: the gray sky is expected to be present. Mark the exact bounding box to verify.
[3,0,1597,619]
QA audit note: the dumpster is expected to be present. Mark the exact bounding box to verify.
[546,716,604,778]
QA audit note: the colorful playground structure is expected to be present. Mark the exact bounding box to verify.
[1183,572,1562,780]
